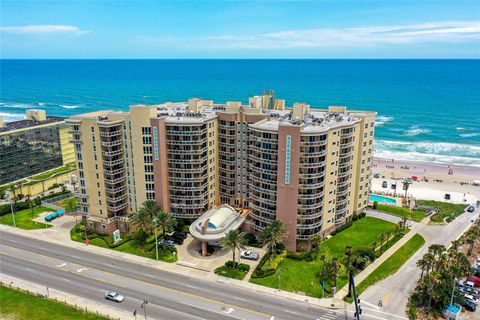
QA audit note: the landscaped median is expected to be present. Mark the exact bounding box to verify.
[416,200,467,223]
[70,223,177,263]
[0,285,108,320]
[214,261,251,280]
[345,233,425,302]
[374,203,426,222]
[250,216,407,297]
[0,206,52,229]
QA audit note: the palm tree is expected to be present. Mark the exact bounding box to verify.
[417,257,429,279]
[379,232,387,252]
[428,244,445,259]
[371,241,377,253]
[221,230,247,268]
[330,257,341,292]
[258,219,288,255]
[156,210,177,237]
[423,252,435,275]
[133,200,160,233]
[465,232,477,256]
[402,216,408,229]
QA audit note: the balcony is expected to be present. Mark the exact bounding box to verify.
[341,131,355,138]
[102,149,124,157]
[104,167,125,175]
[337,179,350,188]
[339,161,350,169]
[297,201,323,210]
[297,220,323,230]
[103,158,124,166]
[99,130,122,137]
[298,191,324,200]
[70,137,82,144]
[74,192,88,199]
[104,176,126,185]
[297,210,323,219]
[105,185,126,194]
[106,202,128,211]
[106,193,127,202]
[336,197,348,206]
[338,170,350,178]
[101,140,123,147]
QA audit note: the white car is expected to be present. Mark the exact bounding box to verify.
[466,281,475,289]
[464,294,479,305]
[458,280,466,287]
[240,251,259,261]
[105,291,124,302]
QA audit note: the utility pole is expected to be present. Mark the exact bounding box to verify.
[349,272,362,320]
[450,278,456,306]
[154,219,159,261]
[4,194,16,228]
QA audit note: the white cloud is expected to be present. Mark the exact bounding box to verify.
[0,25,88,35]
[136,21,480,50]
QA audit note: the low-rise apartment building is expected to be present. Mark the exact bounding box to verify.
[68,95,375,251]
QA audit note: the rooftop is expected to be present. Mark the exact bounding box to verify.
[189,205,247,242]
[0,116,67,134]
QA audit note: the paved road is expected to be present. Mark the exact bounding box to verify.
[360,206,479,318]
[0,230,350,320]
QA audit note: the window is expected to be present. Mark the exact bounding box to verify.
[141,127,152,135]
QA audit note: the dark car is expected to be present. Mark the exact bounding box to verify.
[382,181,388,188]
[173,231,187,240]
[467,206,475,213]
[463,298,477,311]
[159,239,175,246]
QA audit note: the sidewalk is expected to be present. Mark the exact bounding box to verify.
[0,273,130,320]
[334,216,428,299]
[0,224,344,310]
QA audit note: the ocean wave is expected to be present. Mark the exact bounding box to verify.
[0,102,36,109]
[460,133,480,138]
[375,140,480,167]
[404,126,432,136]
[0,111,26,122]
[456,127,466,131]
[61,105,80,109]
[374,149,480,168]
[374,115,393,126]
[38,102,46,106]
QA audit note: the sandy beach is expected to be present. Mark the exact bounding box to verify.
[372,158,480,204]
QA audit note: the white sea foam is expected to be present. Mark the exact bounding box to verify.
[375,140,480,167]
[456,127,466,131]
[374,115,393,126]
[38,102,46,106]
[460,133,480,138]
[0,111,26,122]
[0,102,36,109]
[404,125,431,136]
[61,105,80,109]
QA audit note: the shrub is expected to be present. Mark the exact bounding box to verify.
[238,263,250,272]
[373,201,378,209]
[353,246,376,262]
[174,218,185,232]
[244,233,257,245]
[331,220,353,236]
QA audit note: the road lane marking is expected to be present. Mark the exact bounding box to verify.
[0,250,268,318]
[351,307,409,320]
[77,268,87,273]
[283,309,299,315]
[361,300,380,309]
[56,263,67,268]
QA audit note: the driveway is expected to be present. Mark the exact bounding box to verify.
[359,207,479,318]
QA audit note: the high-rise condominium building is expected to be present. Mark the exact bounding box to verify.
[0,109,75,185]
[68,95,375,251]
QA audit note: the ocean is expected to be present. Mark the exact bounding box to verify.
[1,59,479,167]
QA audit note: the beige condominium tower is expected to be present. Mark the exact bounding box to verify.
[68,94,375,251]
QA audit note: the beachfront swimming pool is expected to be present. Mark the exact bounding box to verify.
[369,194,397,205]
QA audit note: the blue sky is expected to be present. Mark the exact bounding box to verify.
[1,1,479,58]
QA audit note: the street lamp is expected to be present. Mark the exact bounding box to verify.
[153,219,159,261]
[4,194,16,228]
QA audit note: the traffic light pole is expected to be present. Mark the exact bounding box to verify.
[350,272,362,320]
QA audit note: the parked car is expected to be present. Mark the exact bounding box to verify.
[458,279,466,287]
[105,291,124,302]
[467,206,475,212]
[382,181,388,188]
[463,298,477,312]
[173,231,187,240]
[467,276,480,287]
[240,251,259,261]
[44,212,58,222]
[464,294,479,305]
[159,239,175,246]
[465,281,476,289]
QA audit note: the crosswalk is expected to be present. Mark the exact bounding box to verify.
[317,310,341,320]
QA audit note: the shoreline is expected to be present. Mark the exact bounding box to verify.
[372,157,480,203]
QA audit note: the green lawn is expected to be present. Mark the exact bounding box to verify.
[375,204,426,222]
[416,200,467,223]
[54,197,79,210]
[251,217,400,297]
[70,224,177,263]
[214,266,248,280]
[0,285,108,320]
[0,206,52,229]
[347,234,425,301]
[28,164,75,182]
